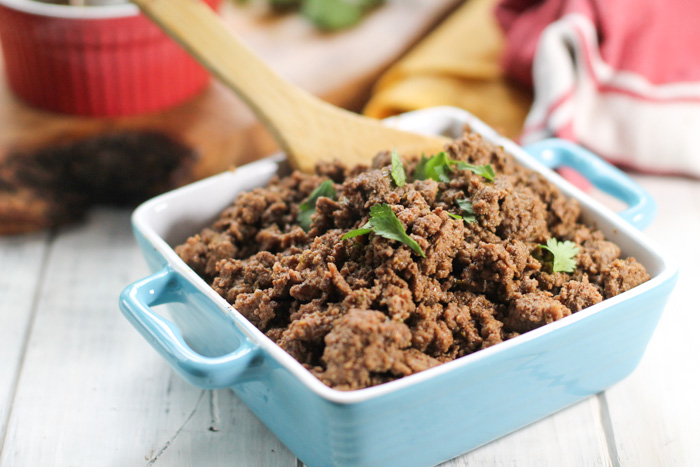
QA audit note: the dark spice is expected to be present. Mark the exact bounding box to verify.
[0,131,196,235]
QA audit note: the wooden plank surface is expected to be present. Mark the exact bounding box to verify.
[603,175,700,466]
[0,209,298,466]
[0,233,49,445]
[449,397,611,466]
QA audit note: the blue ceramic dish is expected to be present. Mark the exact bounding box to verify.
[120,107,678,467]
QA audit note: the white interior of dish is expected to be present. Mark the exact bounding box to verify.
[132,106,676,404]
[0,0,138,18]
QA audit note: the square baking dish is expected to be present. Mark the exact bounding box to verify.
[120,106,678,467]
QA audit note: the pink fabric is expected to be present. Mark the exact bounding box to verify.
[496,0,700,87]
[494,0,700,177]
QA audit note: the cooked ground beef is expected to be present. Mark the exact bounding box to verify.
[175,132,650,390]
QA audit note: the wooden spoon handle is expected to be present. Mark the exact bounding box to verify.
[132,0,450,172]
[131,0,311,148]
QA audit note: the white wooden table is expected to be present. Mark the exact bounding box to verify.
[1,174,698,466]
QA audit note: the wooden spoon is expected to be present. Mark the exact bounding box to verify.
[131,0,451,173]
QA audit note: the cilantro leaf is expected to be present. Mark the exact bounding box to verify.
[419,151,452,182]
[455,198,476,223]
[342,203,425,257]
[418,151,446,182]
[297,180,336,232]
[538,238,579,273]
[390,149,406,187]
[447,213,463,220]
[364,204,426,257]
[414,154,430,181]
[413,151,494,183]
[342,227,372,239]
[433,163,452,183]
[453,161,495,182]
[342,220,371,239]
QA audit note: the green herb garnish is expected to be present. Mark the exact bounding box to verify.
[538,238,579,273]
[342,203,425,257]
[418,151,452,182]
[455,198,476,223]
[413,151,494,183]
[341,221,371,239]
[414,154,430,181]
[390,149,406,187]
[297,180,336,232]
[453,160,496,181]
[447,213,463,220]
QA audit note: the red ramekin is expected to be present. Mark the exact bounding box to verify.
[0,0,221,116]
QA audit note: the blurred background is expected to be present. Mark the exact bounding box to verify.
[0,0,527,232]
[3,0,698,233]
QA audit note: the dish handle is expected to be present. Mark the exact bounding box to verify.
[119,266,260,389]
[523,138,656,230]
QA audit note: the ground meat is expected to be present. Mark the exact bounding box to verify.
[176,131,651,390]
[505,292,570,333]
[577,229,622,276]
[311,309,441,390]
[601,258,651,297]
[557,277,604,312]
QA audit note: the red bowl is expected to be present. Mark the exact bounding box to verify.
[0,0,221,116]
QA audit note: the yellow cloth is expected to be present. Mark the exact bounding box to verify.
[363,0,531,140]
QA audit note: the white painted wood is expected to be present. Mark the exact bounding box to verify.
[148,386,295,467]
[0,208,295,466]
[446,397,612,466]
[0,232,49,444]
[602,176,700,466]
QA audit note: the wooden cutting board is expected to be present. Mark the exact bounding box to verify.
[0,0,462,180]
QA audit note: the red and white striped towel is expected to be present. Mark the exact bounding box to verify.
[496,0,700,177]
